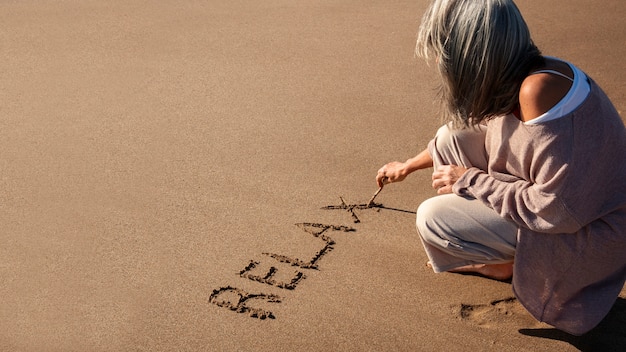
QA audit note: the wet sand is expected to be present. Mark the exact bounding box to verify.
[1,1,624,351]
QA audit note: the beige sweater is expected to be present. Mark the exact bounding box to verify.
[453,78,626,335]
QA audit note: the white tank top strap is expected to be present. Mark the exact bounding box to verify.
[529,69,574,82]
[524,59,591,125]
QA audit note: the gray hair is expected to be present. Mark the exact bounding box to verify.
[416,0,543,127]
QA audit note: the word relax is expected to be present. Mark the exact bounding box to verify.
[209,222,356,319]
[209,196,386,319]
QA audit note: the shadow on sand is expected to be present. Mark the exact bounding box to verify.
[519,297,626,352]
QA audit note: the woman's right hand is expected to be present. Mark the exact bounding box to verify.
[376,161,408,187]
[375,148,433,188]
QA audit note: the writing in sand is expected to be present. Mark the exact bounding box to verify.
[209,197,381,319]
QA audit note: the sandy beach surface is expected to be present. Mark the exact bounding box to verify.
[1,1,624,351]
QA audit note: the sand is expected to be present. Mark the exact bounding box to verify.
[1,0,624,351]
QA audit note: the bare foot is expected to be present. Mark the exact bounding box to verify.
[449,263,513,281]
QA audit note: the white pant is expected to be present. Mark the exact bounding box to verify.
[416,125,518,273]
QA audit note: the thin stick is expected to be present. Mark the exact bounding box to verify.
[366,186,384,208]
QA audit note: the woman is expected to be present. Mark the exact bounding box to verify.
[377,0,626,335]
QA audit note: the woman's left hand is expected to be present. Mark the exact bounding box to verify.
[431,165,468,194]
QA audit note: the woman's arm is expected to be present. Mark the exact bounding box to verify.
[376,148,433,187]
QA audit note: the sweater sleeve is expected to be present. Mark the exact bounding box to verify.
[451,84,626,234]
[453,165,583,234]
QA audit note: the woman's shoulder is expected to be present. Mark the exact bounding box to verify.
[518,58,573,122]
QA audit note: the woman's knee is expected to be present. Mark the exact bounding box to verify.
[435,123,485,146]
[416,196,448,244]
[431,124,488,169]
[416,197,437,229]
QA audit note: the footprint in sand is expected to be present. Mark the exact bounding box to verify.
[453,297,540,329]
